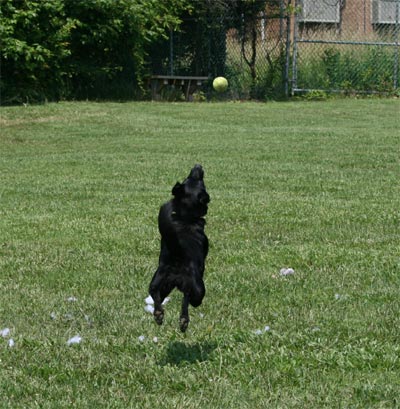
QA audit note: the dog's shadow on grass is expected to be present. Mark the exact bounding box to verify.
[159,341,217,366]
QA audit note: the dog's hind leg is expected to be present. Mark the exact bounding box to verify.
[189,278,205,308]
[179,276,205,332]
[179,294,190,333]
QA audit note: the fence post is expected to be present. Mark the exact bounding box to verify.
[291,0,299,96]
[284,4,291,97]
[169,28,174,76]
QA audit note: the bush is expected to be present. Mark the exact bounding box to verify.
[297,45,398,93]
[0,0,74,104]
[0,0,190,104]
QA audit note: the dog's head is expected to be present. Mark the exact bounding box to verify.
[172,164,210,220]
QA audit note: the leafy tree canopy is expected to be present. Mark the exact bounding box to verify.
[0,0,190,103]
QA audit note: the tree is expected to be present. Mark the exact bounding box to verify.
[0,0,190,103]
[0,0,75,103]
[63,0,190,99]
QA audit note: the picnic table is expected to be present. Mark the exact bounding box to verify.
[150,75,209,101]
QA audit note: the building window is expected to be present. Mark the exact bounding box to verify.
[298,0,341,23]
[372,0,400,24]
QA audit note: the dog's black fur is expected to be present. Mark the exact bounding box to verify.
[149,164,210,332]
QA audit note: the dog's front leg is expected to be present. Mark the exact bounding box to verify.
[179,294,190,332]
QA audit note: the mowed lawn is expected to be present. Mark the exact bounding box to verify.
[0,99,399,408]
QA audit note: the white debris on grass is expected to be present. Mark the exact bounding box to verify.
[50,312,57,320]
[0,328,11,338]
[138,335,159,344]
[254,326,271,335]
[1,328,15,348]
[335,293,341,300]
[67,335,82,346]
[67,296,78,302]
[280,268,295,276]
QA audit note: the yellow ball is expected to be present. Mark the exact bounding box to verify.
[213,77,228,93]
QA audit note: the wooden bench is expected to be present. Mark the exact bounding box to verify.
[150,75,209,101]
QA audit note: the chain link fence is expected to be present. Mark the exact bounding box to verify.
[292,0,400,95]
[148,0,400,100]
[149,1,291,100]
[225,12,290,99]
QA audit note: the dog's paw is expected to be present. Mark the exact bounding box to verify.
[154,310,164,325]
[179,317,189,333]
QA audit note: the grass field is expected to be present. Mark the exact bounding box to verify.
[1,99,399,408]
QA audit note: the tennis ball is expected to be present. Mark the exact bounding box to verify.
[213,76,228,93]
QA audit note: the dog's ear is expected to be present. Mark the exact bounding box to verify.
[172,182,184,198]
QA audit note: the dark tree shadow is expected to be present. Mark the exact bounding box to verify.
[159,341,217,366]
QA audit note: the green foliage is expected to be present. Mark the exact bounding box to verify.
[149,2,228,79]
[0,0,190,103]
[228,0,282,98]
[159,85,185,101]
[149,0,280,88]
[64,0,189,99]
[297,45,399,94]
[192,90,206,102]
[225,45,286,101]
[303,89,328,101]
[0,0,75,103]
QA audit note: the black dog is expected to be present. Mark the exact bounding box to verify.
[149,165,210,332]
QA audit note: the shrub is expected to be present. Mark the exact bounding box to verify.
[297,45,398,93]
[0,0,74,104]
[0,0,190,104]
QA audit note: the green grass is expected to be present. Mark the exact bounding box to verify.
[1,99,399,408]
